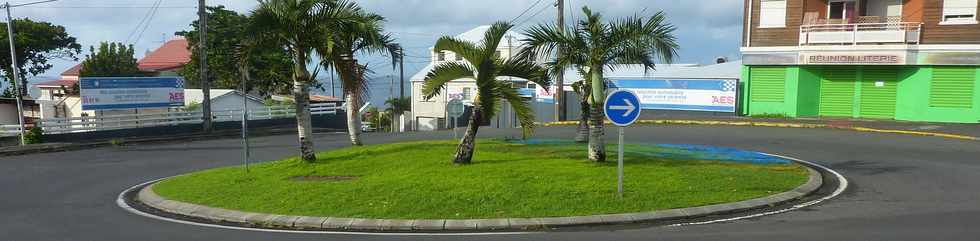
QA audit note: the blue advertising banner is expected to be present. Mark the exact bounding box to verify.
[608,79,738,113]
[80,77,185,110]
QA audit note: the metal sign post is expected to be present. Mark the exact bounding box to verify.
[447,99,464,140]
[604,90,642,199]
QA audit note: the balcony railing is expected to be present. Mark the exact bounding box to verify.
[799,22,922,46]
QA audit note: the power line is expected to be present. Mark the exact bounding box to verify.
[124,0,162,43]
[22,6,195,8]
[132,0,163,44]
[516,4,551,26]
[510,0,545,23]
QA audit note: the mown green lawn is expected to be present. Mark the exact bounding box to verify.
[153,140,808,219]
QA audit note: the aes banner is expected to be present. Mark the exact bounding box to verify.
[80,77,185,110]
[609,79,737,113]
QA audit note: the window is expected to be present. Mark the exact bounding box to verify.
[462,87,472,101]
[494,50,502,59]
[942,0,978,24]
[759,0,787,28]
[527,83,537,89]
[455,52,463,61]
[437,51,446,61]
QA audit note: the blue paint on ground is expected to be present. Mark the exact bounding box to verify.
[507,139,790,164]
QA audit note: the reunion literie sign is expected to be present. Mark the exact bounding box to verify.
[801,52,906,65]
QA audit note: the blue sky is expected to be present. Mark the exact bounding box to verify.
[12,0,744,99]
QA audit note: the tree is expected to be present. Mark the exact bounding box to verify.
[320,10,400,146]
[384,96,410,114]
[0,18,81,97]
[179,5,293,96]
[520,7,678,162]
[79,42,148,77]
[422,22,549,165]
[250,0,361,162]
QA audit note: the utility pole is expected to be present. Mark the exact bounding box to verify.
[3,0,57,146]
[329,65,335,97]
[199,0,213,133]
[399,46,405,101]
[554,0,566,122]
[4,2,24,146]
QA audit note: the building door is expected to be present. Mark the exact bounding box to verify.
[859,67,899,119]
[819,66,858,117]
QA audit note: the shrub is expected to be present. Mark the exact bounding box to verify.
[24,127,43,144]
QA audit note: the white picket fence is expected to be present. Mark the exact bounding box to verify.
[0,103,341,136]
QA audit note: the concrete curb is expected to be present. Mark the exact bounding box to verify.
[543,120,980,141]
[135,166,823,232]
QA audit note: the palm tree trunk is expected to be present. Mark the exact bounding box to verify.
[453,106,482,165]
[575,99,590,143]
[346,94,362,146]
[337,55,364,146]
[587,102,605,162]
[293,51,316,162]
[588,68,605,162]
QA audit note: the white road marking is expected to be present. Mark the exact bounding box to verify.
[667,152,848,227]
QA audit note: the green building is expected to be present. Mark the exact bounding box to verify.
[740,0,980,123]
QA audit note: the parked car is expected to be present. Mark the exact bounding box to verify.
[361,122,376,132]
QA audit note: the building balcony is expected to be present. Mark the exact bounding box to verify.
[799,22,922,46]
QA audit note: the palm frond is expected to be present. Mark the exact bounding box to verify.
[421,62,476,100]
[495,81,536,136]
[433,36,481,67]
[497,58,550,90]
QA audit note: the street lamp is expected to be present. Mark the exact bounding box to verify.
[2,0,58,146]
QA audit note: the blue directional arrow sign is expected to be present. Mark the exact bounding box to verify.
[604,90,642,127]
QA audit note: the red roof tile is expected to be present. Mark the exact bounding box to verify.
[61,64,81,77]
[36,78,77,88]
[137,37,191,72]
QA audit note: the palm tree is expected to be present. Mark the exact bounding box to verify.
[520,7,678,162]
[250,0,360,161]
[321,11,400,146]
[422,22,550,165]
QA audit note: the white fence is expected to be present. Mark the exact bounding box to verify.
[799,22,922,46]
[0,103,341,136]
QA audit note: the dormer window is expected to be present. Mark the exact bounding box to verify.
[437,51,446,61]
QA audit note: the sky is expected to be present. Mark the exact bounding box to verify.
[12,0,745,101]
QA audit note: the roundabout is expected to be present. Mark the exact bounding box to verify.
[4,124,979,240]
[120,140,833,232]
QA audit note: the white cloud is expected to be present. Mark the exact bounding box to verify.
[15,0,743,80]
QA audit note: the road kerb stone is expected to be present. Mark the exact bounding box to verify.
[507,218,543,230]
[411,219,445,231]
[474,219,509,230]
[597,214,634,224]
[443,219,478,230]
[349,218,382,230]
[322,217,355,230]
[379,219,414,231]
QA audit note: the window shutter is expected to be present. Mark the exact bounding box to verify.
[760,0,788,28]
[943,0,977,17]
[930,67,976,109]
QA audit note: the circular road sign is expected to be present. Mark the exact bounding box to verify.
[604,89,642,127]
[447,99,465,118]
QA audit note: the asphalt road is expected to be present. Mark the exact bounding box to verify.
[2,125,979,241]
